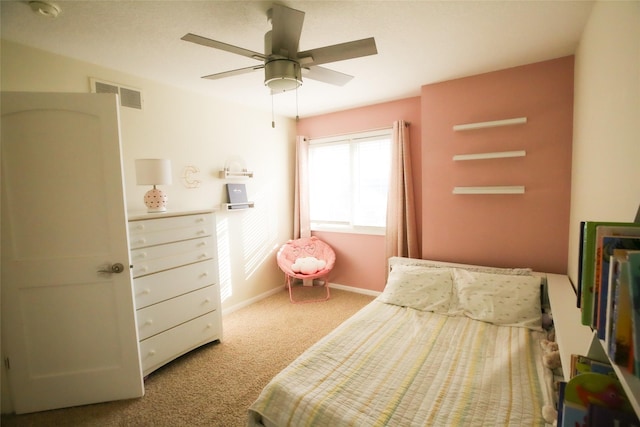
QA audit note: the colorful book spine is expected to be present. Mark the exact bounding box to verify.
[606,254,622,357]
[613,258,633,368]
[580,222,640,327]
[627,251,640,377]
[596,234,640,339]
[577,221,585,309]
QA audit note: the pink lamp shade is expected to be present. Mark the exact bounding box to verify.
[135,159,172,212]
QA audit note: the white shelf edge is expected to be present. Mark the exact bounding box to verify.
[453,117,527,131]
[219,169,253,179]
[452,185,525,195]
[546,273,595,381]
[453,150,526,161]
[223,202,255,211]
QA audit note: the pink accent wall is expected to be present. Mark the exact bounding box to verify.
[312,231,386,293]
[297,98,422,291]
[296,56,574,292]
[421,56,574,273]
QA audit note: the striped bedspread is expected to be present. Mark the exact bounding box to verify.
[248,299,549,427]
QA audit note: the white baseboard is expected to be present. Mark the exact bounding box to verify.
[329,282,381,297]
[221,286,285,316]
[222,283,380,316]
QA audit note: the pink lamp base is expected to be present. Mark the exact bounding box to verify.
[144,188,167,212]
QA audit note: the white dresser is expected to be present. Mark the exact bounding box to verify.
[127,209,222,376]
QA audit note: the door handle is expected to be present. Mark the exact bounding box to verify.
[98,263,125,274]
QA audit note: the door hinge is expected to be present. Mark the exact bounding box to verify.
[4,357,10,370]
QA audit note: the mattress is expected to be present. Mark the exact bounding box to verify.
[248,299,549,427]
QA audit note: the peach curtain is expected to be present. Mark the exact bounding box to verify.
[294,135,311,239]
[386,120,420,259]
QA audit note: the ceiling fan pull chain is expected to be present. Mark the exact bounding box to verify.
[296,87,299,122]
[271,93,275,128]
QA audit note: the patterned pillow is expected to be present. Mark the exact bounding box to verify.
[378,265,453,313]
[452,268,542,330]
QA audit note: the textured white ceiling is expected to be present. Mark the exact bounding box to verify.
[0,0,594,118]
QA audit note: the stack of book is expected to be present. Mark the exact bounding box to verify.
[577,221,640,377]
[557,355,638,426]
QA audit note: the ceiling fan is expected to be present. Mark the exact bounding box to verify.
[181,3,377,93]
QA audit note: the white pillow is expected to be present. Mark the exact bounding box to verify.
[388,257,533,276]
[452,268,542,330]
[378,265,453,313]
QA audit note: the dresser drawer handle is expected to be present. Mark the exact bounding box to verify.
[205,298,212,303]
[148,349,156,356]
[145,319,154,325]
[200,272,209,278]
[196,229,206,235]
[199,253,208,259]
[135,224,145,231]
[134,238,146,245]
[206,323,213,329]
[134,252,147,260]
[142,288,151,295]
[196,217,205,223]
[197,241,208,247]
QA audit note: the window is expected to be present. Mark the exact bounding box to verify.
[308,129,392,234]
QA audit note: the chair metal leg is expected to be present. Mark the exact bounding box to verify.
[286,274,331,304]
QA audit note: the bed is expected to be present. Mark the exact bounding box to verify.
[248,257,554,427]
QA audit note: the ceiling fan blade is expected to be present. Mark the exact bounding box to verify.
[297,37,377,67]
[270,4,304,58]
[182,33,266,61]
[302,66,354,86]
[202,65,264,80]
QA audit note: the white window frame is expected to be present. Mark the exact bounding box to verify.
[308,128,392,235]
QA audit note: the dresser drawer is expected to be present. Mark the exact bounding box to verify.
[131,236,214,278]
[133,260,217,309]
[129,214,213,249]
[136,285,219,340]
[139,312,221,375]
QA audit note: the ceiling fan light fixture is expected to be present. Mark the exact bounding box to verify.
[264,59,302,92]
[29,1,61,18]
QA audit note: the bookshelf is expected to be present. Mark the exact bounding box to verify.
[219,168,253,179]
[223,202,255,211]
[452,186,525,195]
[451,117,527,194]
[547,273,640,419]
[452,116,527,131]
[452,150,526,161]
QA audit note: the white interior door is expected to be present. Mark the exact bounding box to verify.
[1,92,144,414]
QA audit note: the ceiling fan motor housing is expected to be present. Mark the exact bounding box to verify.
[264,59,302,92]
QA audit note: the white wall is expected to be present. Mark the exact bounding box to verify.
[0,39,296,308]
[1,39,297,412]
[568,1,640,283]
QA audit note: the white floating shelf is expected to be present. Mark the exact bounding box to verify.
[453,150,526,161]
[453,117,527,131]
[452,186,525,195]
[223,202,255,210]
[219,169,253,179]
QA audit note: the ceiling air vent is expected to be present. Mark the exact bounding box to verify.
[89,78,143,110]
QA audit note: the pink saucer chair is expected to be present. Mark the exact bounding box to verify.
[276,236,336,303]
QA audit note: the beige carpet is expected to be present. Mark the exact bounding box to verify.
[1,288,374,427]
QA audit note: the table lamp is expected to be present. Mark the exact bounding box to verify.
[135,159,172,212]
